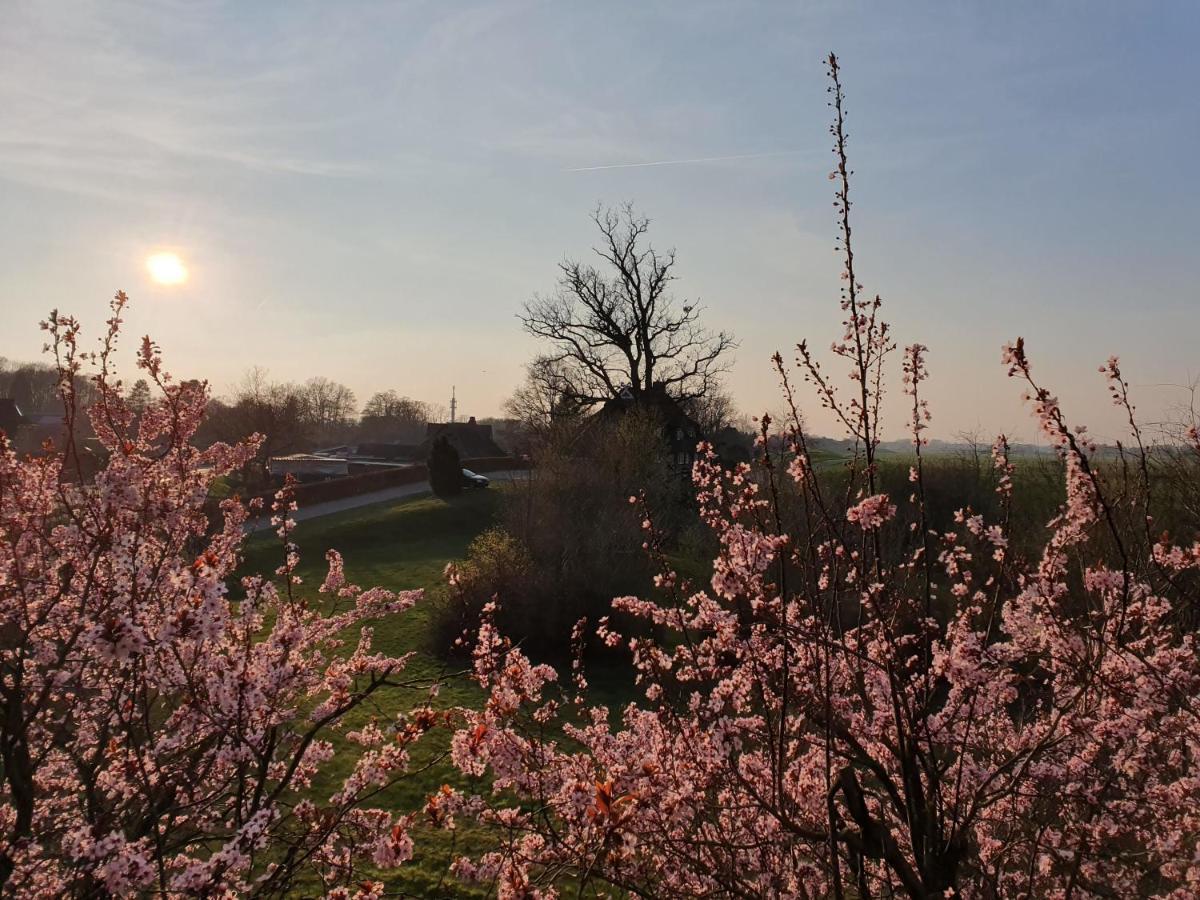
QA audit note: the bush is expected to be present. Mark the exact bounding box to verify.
[430,528,543,654]
[505,412,689,645]
[0,296,438,895]
[428,434,462,497]
[427,411,695,658]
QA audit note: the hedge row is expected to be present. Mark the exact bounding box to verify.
[284,464,428,506]
[222,455,530,515]
[458,456,531,474]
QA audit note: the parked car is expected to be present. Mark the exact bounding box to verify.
[461,468,489,489]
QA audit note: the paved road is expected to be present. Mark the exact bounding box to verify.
[246,469,529,533]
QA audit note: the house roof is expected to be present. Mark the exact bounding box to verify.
[593,384,701,433]
[420,418,506,459]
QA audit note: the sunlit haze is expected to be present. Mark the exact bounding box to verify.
[146,252,188,286]
[1,2,1197,441]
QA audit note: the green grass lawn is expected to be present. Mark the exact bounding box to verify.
[242,489,503,897]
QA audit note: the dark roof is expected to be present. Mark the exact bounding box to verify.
[420,418,506,459]
[0,399,30,434]
[594,384,701,434]
[356,442,422,460]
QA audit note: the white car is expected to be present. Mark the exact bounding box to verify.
[461,468,490,489]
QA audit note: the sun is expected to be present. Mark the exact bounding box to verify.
[146,251,188,286]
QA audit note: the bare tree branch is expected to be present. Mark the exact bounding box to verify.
[520,203,736,407]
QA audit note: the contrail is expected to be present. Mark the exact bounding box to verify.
[566,150,803,172]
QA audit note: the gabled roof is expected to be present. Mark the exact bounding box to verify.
[419,419,506,459]
[593,383,700,433]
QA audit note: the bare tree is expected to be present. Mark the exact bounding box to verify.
[520,204,736,407]
[955,425,987,472]
[201,368,313,487]
[681,386,741,436]
[504,356,586,436]
[301,376,357,442]
[1148,375,1200,527]
[359,390,428,442]
[1149,374,1200,444]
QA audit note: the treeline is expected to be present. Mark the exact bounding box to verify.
[0,358,100,412]
[2,355,526,458]
[2,357,535,493]
[191,369,435,458]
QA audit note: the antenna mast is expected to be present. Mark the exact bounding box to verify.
[450,386,457,424]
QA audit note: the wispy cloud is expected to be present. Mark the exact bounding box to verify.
[566,150,806,172]
[0,1,376,197]
[1,0,1196,440]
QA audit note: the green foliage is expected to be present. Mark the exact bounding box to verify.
[237,487,637,894]
[429,527,544,654]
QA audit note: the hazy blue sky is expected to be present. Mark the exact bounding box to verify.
[2,1,1197,441]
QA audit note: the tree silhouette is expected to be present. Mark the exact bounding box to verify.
[428,435,462,498]
[520,204,736,407]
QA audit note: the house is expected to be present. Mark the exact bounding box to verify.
[354,442,422,461]
[333,418,505,466]
[0,398,30,438]
[268,445,426,482]
[0,401,64,455]
[592,384,703,471]
[711,425,754,466]
[418,417,506,460]
[0,401,104,478]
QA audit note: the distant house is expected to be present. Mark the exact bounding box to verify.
[355,442,422,461]
[593,384,703,471]
[1,400,103,478]
[711,425,754,466]
[26,412,97,454]
[268,453,351,481]
[0,398,30,437]
[1,401,67,455]
[418,417,506,460]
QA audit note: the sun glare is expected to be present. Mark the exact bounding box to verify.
[146,251,188,286]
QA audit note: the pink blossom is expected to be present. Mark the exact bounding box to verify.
[0,295,438,895]
[846,493,896,530]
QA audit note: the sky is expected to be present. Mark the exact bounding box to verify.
[1,1,1197,442]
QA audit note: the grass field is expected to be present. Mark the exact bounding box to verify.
[242,489,504,897]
